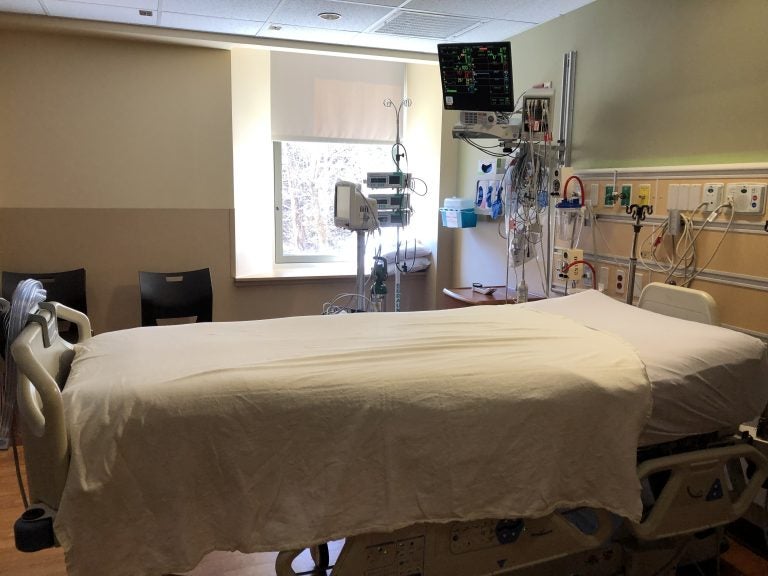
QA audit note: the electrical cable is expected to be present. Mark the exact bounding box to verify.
[322,292,375,314]
[408,177,428,196]
[680,204,735,287]
[12,418,29,509]
[460,136,510,157]
[664,201,732,284]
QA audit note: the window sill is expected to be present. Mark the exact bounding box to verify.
[235,263,427,286]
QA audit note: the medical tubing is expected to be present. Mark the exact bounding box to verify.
[663,201,730,284]
[562,175,584,206]
[0,279,47,446]
[681,205,736,288]
[562,259,597,288]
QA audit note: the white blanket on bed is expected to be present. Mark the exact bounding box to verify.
[57,306,652,576]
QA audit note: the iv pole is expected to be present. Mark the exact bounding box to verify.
[384,97,411,312]
[625,203,653,304]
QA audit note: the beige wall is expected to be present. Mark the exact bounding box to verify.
[0,30,430,333]
[403,62,449,308]
[451,0,768,332]
[0,30,234,209]
[511,0,768,169]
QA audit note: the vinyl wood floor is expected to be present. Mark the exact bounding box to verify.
[1,447,766,576]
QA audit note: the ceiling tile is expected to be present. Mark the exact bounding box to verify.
[0,0,45,14]
[270,0,393,32]
[329,0,404,6]
[259,23,361,44]
[43,0,157,9]
[160,12,263,36]
[262,23,436,53]
[161,0,280,21]
[449,19,534,42]
[42,0,158,24]
[353,31,438,53]
[404,0,593,23]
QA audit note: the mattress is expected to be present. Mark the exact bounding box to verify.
[58,304,652,576]
[526,290,768,446]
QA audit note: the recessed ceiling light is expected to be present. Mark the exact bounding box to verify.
[318,12,341,21]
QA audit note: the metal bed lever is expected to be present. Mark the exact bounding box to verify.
[25,302,59,348]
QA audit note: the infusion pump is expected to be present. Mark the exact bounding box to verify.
[334,181,411,230]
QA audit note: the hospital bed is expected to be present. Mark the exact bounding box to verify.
[8,286,768,576]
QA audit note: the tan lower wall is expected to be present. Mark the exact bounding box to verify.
[0,208,427,334]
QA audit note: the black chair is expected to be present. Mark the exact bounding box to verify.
[1,268,88,346]
[139,268,213,327]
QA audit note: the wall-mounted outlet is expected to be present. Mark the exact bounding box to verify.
[589,183,599,207]
[614,268,627,295]
[565,248,584,281]
[703,183,724,211]
[552,247,584,290]
[604,185,615,206]
[726,183,767,213]
[636,184,652,206]
[620,185,632,207]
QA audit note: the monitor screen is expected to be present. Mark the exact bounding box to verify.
[437,42,514,112]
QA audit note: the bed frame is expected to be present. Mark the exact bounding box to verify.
[9,295,768,576]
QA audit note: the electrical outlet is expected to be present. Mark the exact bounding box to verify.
[614,268,627,295]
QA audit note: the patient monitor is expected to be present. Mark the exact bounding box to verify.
[333,181,374,231]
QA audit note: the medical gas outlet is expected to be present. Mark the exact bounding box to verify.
[553,248,583,288]
[726,183,766,213]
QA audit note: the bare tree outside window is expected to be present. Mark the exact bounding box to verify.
[276,141,393,262]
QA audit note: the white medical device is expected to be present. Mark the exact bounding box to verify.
[365,171,411,189]
[451,114,521,142]
[333,181,375,231]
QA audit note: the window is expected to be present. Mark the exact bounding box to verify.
[274,140,395,263]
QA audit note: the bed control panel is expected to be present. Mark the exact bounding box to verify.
[363,536,425,576]
[449,518,524,554]
[327,510,615,576]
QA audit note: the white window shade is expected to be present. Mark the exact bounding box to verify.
[271,51,405,143]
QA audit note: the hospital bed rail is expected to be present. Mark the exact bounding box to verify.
[10,302,90,550]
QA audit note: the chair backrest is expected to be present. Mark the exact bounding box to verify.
[637,282,719,326]
[1,269,87,314]
[139,268,213,327]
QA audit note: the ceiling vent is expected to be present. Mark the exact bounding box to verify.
[373,11,481,39]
